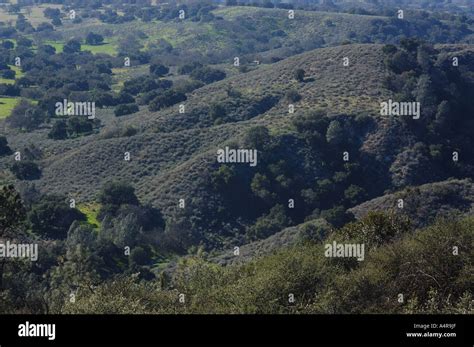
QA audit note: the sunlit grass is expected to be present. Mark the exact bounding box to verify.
[78,202,101,228]
[44,41,118,55]
[82,42,118,55]
[0,65,23,84]
[0,97,20,119]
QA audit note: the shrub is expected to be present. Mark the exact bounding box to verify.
[48,120,68,139]
[66,117,94,137]
[114,92,135,105]
[325,120,345,146]
[319,206,353,228]
[7,100,45,131]
[294,68,305,82]
[285,89,301,102]
[85,32,104,45]
[1,69,15,79]
[209,102,226,120]
[382,44,397,54]
[129,246,152,266]
[149,63,169,77]
[52,17,62,26]
[298,219,331,243]
[36,22,54,32]
[177,62,203,75]
[0,136,12,156]
[190,66,226,84]
[251,173,275,203]
[248,204,289,240]
[63,39,81,54]
[28,195,86,239]
[337,211,411,248]
[149,90,186,111]
[243,126,271,150]
[10,161,41,180]
[343,185,367,206]
[43,8,60,19]
[114,103,139,117]
[2,40,14,49]
[99,181,139,207]
[211,165,236,190]
[0,185,26,236]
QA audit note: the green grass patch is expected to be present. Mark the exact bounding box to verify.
[82,42,118,55]
[78,202,101,228]
[44,41,64,53]
[147,27,181,46]
[0,65,23,85]
[0,78,15,85]
[212,6,257,18]
[112,80,124,93]
[11,65,23,78]
[0,97,20,119]
[111,65,150,91]
[44,41,117,55]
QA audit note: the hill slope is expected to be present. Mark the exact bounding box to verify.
[2,43,388,203]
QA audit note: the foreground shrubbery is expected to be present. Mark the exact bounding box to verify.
[58,214,473,314]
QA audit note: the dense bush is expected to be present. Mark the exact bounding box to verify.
[28,195,86,239]
[294,68,305,82]
[86,32,104,45]
[48,117,96,140]
[0,136,12,156]
[149,90,186,111]
[63,39,81,54]
[1,69,15,79]
[178,62,203,75]
[114,103,139,117]
[0,185,26,237]
[149,63,169,77]
[10,161,41,180]
[59,215,473,314]
[99,181,139,207]
[122,77,172,96]
[48,120,68,140]
[247,204,289,240]
[190,66,226,84]
[7,100,46,131]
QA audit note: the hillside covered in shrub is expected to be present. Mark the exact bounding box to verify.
[0,0,472,314]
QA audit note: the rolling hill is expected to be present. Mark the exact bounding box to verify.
[2,41,473,252]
